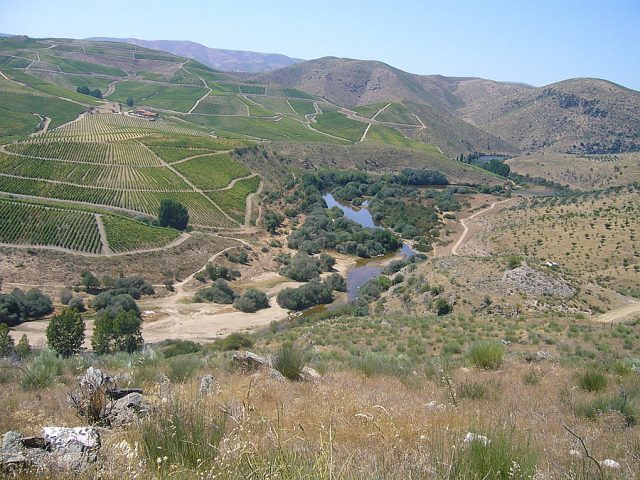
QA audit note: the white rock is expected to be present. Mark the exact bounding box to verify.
[569,449,582,457]
[42,427,100,453]
[464,432,490,446]
[600,459,620,469]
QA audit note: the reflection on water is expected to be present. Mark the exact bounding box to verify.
[322,193,414,302]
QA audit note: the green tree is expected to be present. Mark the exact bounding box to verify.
[46,308,85,358]
[126,97,134,107]
[233,289,269,313]
[263,210,283,234]
[15,334,30,359]
[92,310,143,355]
[90,89,103,99]
[0,323,14,357]
[76,86,91,95]
[158,199,189,230]
[81,271,101,294]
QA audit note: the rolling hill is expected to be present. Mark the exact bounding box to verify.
[258,57,640,154]
[89,37,304,73]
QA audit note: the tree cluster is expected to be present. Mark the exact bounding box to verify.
[158,199,189,230]
[0,289,53,327]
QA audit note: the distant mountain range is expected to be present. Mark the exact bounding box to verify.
[88,37,303,73]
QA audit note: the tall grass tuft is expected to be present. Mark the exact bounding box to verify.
[577,368,607,392]
[20,348,64,390]
[165,354,202,383]
[351,352,413,378]
[574,390,638,427]
[468,341,505,370]
[435,428,538,479]
[273,343,306,380]
[136,393,227,473]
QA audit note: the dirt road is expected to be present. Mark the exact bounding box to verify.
[451,198,514,256]
[596,301,640,324]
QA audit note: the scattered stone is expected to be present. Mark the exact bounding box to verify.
[525,349,551,362]
[42,427,100,453]
[569,449,582,457]
[109,392,148,427]
[600,459,621,469]
[81,366,115,391]
[501,339,511,345]
[502,265,576,297]
[463,432,491,447]
[199,374,217,395]
[232,351,269,370]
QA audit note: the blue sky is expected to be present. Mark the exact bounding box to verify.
[1,0,638,90]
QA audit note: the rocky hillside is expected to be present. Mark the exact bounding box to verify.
[259,58,640,154]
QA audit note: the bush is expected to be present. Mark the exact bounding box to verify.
[68,296,86,312]
[46,308,85,358]
[574,391,638,426]
[212,332,254,351]
[352,352,412,377]
[92,309,143,355]
[323,273,347,292]
[279,252,321,281]
[194,279,236,304]
[276,279,333,311]
[233,289,270,313]
[137,394,226,472]
[435,298,453,316]
[14,334,30,360]
[457,381,489,400]
[506,255,522,270]
[21,348,64,389]
[469,341,505,370]
[60,290,73,305]
[0,323,14,357]
[0,293,24,326]
[165,355,202,383]
[273,343,306,380]
[577,368,608,392]
[161,339,202,358]
[205,264,240,281]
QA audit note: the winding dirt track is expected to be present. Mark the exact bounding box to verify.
[596,301,640,324]
[451,198,515,256]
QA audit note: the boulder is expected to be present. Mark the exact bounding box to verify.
[298,366,321,382]
[600,459,621,469]
[199,374,217,395]
[108,392,148,427]
[232,351,269,371]
[269,368,286,381]
[81,367,115,391]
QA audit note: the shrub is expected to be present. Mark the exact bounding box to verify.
[457,381,489,400]
[68,296,86,312]
[574,391,638,426]
[352,352,412,377]
[0,293,23,326]
[233,289,270,313]
[279,252,321,281]
[160,339,202,358]
[14,334,30,359]
[323,273,347,292]
[435,298,453,316]
[506,255,522,270]
[0,323,14,357]
[46,308,85,358]
[137,394,226,472]
[60,290,73,305]
[92,292,140,316]
[20,348,64,389]
[212,332,254,351]
[92,309,143,355]
[577,368,608,392]
[194,279,236,304]
[276,279,333,311]
[469,341,505,370]
[273,343,306,380]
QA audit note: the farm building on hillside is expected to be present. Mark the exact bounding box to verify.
[131,109,158,120]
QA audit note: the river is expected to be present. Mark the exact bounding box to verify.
[323,193,414,302]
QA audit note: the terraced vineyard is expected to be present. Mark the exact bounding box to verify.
[101,215,181,253]
[174,153,251,190]
[207,175,261,222]
[0,199,102,253]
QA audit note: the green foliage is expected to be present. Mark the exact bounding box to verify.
[92,309,143,355]
[126,97,134,107]
[76,85,91,95]
[137,395,227,472]
[574,391,638,426]
[102,215,180,253]
[395,168,448,186]
[273,343,306,380]
[20,348,64,390]
[457,381,489,400]
[506,255,522,270]
[577,368,608,392]
[483,158,511,177]
[280,252,322,281]
[276,279,334,311]
[263,209,283,234]
[159,339,202,358]
[158,198,189,230]
[46,308,85,358]
[233,289,270,313]
[205,263,240,282]
[194,279,236,304]
[435,298,453,316]
[469,341,505,370]
[165,355,202,383]
[324,273,347,292]
[0,323,14,357]
[14,334,30,359]
[439,429,538,479]
[211,332,254,351]
[352,352,412,377]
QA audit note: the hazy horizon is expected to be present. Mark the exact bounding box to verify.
[1,0,639,90]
